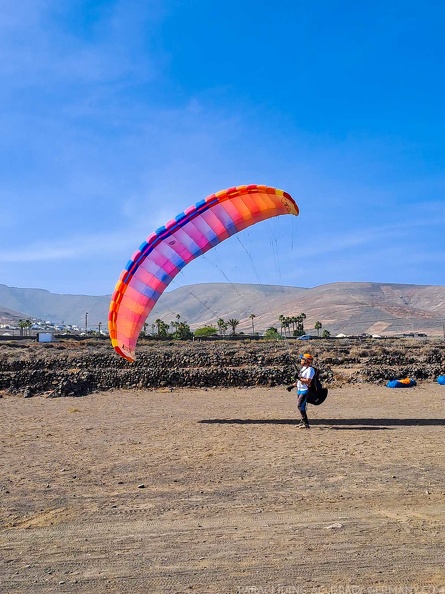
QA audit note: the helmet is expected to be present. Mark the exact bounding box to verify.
[300,353,313,361]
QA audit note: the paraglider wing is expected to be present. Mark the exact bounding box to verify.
[108,184,299,361]
[386,378,417,388]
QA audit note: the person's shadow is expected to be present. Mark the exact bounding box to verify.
[198,418,445,430]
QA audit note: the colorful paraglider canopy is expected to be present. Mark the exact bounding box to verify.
[437,375,445,385]
[386,378,417,388]
[108,184,299,361]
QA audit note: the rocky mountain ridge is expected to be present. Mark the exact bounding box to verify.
[0,281,444,337]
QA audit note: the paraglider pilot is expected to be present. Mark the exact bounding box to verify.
[292,353,315,429]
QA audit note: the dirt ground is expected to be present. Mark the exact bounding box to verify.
[1,383,445,594]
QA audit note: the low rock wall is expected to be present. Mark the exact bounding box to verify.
[0,338,443,397]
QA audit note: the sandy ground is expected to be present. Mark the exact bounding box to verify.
[1,383,445,594]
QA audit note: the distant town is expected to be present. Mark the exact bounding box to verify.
[0,318,108,338]
[0,316,434,342]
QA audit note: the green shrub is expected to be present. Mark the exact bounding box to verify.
[194,326,218,337]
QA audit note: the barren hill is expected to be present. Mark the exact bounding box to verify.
[0,307,29,326]
[149,282,445,337]
[1,281,444,337]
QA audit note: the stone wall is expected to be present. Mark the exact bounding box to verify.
[0,338,443,397]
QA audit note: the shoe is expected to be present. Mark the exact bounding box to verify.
[297,421,310,429]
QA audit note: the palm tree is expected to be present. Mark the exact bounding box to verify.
[155,319,162,335]
[278,314,285,337]
[18,319,32,336]
[173,320,193,340]
[295,313,306,336]
[228,318,240,335]
[315,321,322,336]
[155,319,169,338]
[217,318,228,336]
[249,313,256,335]
[283,316,292,337]
[18,319,27,337]
[170,313,181,333]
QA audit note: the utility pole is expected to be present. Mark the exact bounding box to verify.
[85,312,88,334]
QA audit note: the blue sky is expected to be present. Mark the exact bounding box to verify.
[1,0,444,296]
